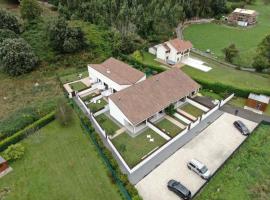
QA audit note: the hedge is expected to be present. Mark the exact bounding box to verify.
[118,54,165,75]
[193,78,270,98]
[0,111,55,152]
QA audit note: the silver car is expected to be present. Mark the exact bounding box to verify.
[187,159,211,180]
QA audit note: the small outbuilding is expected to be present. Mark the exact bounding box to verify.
[0,156,9,174]
[228,8,257,26]
[246,93,269,112]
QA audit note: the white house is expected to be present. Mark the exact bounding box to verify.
[108,68,200,134]
[88,57,146,96]
[149,38,193,65]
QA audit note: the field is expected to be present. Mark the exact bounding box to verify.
[182,53,270,93]
[196,122,270,200]
[183,0,270,67]
[0,114,121,200]
[112,129,167,167]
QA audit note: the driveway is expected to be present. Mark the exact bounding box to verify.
[136,113,257,200]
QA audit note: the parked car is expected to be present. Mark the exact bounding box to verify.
[233,120,250,136]
[167,179,191,200]
[187,159,211,180]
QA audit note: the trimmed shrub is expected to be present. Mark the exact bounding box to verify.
[0,111,55,152]
[0,29,18,43]
[2,143,25,162]
[20,0,42,21]
[0,9,21,33]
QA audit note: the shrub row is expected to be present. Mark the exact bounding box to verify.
[70,101,141,200]
[118,54,165,75]
[0,111,55,152]
[194,78,270,98]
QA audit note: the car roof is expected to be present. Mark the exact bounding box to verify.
[174,182,190,196]
[190,159,204,169]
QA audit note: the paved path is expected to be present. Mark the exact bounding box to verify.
[111,127,126,139]
[165,115,186,129]
[177,108,197,121]
[221,104,270,123]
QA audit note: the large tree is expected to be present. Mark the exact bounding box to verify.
[223,43,239,63]
[0,29,18,43]
[20,0,42,21]
[0,38,38,76]
[252,34,270,71]
[0,9,21,33]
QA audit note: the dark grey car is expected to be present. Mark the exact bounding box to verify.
[167,179,191,200]
[233,120,250,136]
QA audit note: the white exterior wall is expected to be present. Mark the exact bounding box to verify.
[156,45,167,61]
[109,98,133,126]
[148,47,157,55]
[88,65,130,92]
[166,42,182,63]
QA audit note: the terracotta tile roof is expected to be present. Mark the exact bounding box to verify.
[168,39,193,52]
[110,68,200,125]
[89,57,145,85]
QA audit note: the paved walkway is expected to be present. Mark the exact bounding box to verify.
[221,104,270,123]
[177,108,197,121]
[111,127,126,139]
[165,115,186,129]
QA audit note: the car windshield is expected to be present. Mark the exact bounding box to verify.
[200,166,208,173]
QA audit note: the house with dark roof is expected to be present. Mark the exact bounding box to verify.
[108,68,200,134]
[88,57,146,96]
[149,38,193,65]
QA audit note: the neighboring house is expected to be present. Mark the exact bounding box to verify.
[108,68,200,134]
[0,156,9,174]
[149,38,193,65]
[88,57,146,96]
[245,93,269,112]
[228,8,257,26]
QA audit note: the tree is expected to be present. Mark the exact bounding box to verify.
[0,38,38,76]
[252,55,269,71]
[0,29,18,43]
[47,17,85,53]
[3,143,25,162]
[165,104,176,116]
[132,50,144,61]
[0,9,21,33]
[252,34,270,71]
[56,99,73,126]
[223,44,239,63]
[20,0,42,21]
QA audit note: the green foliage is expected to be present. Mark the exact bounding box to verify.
[56,99,74,126]
[223,43,239,63]
[0,38,38,76]
[47,17,86,53]
[20,0,42,21]
[165,104,176,115]
[0,9,21,33]
[2,143,25,162]
[253,34,270,71]
[132,50,144,62]
[0,111,55,152]
[0,29,18,43]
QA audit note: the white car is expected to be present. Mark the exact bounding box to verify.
[187,159,211,180]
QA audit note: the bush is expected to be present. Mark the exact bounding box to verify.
[0,29,18,43]
[56,99,74,126]
[0,38,38,76]
[0,111,55,152]
[0,9,21,33]
[2,143,25,162]
[20,0,42,21]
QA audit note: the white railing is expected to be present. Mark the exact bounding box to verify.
[187,98,209,112]
[220,93,235,107]
[77,95,90,114]
[146,121,171,141]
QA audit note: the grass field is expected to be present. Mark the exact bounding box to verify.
[112,129,167,167]
[0,115,121,200]
[156,119,183,137]
[196,122,270,200]
[88,99,107,113]
[199,89,224,100]
[95,113,120,135]
[182,53,270,93]
[184,0,270,67]
[69,81,88,91]
[180,103,204,118]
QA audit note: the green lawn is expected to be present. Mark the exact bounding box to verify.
[112,129,167,167]
[82,92,100,102]
[132,51,167,69]
[195,123,270,200]
[59,71,89,84]
[0,115,121,200]
[156,118,183,137]
[88,99,108,113]
[182,53,270,93]
[184,0,270,67]
[180,103,204,118]
[69,81,88,91]
[95,113,120,135]
[173,116,189,126]
[199,89,224,100]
